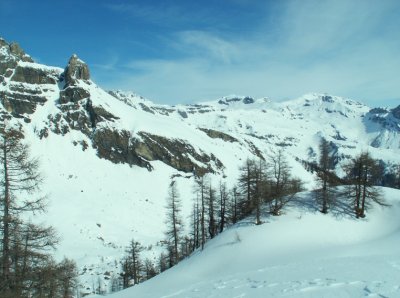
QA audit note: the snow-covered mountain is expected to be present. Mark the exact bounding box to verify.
[1,37,399,294]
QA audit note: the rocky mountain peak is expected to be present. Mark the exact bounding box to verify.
[63,54,90,87]
[0,38,61,117]
[0,37,33,63]
[59,54,91,104]
[9,42,33,62]
[216,95,267,107]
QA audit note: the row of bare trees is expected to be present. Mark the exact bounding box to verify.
[117,239,158,291]
[237,151,303,220]
[0,125,78,298]
[117,141,396,291]
[116,183,185,291]
[158,142,393,280]
[115,149,303,291]
[160,149,303,269]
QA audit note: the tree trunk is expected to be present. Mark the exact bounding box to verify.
[172,197,179,264]
[201,182,205,250]
[2,137,10,283]
[255,196,261,225]
[321,172,328,213]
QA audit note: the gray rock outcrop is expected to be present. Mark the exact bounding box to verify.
[63,54,90,87]
[0,38,58,116]
[11,66,57,84]
[59,54,91,104]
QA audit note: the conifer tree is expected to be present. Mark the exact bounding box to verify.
[218,181,228,233]
[0,125,62,296]
[269,149,291,215]
[237,159,256,216]
[157,252,168,273]
[164,180,183,265]
[127,239,143,285]
[189,196,200,250]
[268,149,302,215]
[194,176,207,250]
[228,187,240,224]
[56,258,78,298]
[344,152,385,218]
[316,138,335,213]
[143,258,157,281]
[207,181,217,239]
[0,127,40,284]
[254,159,267,225]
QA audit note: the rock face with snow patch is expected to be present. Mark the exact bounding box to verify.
[11,66,57,85]
[0,39,223,173]
[0,38,60,117]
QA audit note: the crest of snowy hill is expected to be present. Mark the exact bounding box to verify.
[111,188,400,298]
[0,37,400,293]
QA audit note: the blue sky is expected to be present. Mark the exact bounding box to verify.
[1,0,399,107]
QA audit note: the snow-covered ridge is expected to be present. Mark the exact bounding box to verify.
[17,60,64,73]
[111,188,400,298]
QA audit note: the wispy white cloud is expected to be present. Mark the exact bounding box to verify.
[175,31,240,64]
[93,55,119,71]
[101,0,400,107]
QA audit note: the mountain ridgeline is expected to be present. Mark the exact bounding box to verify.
[0,37,399,178]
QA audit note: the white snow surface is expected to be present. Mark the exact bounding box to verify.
[110,188,400,298]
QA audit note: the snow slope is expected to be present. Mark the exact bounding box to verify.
[110,187,400,298]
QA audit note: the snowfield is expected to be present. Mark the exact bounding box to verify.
[109,187,400,298]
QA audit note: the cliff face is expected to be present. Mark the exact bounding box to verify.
[0,38,60,117]
[0,38,226,175]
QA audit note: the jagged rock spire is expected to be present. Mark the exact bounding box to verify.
[59,54,91,104]
[63,54,90,87]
